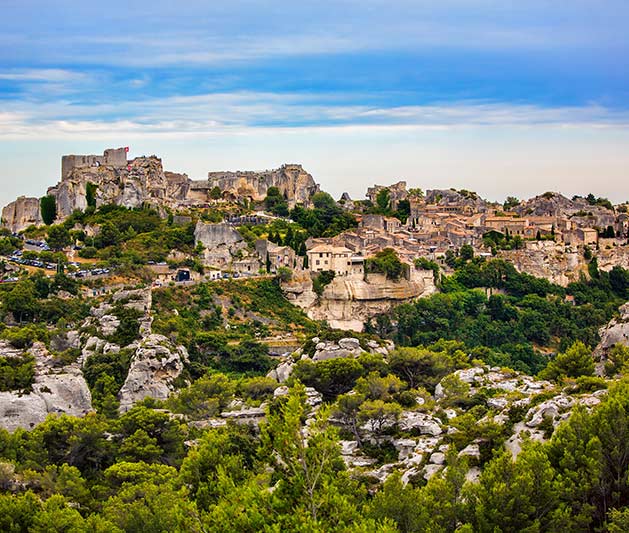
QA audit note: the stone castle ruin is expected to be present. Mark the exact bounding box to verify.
[61,148,128,180]
[1,148,321,231]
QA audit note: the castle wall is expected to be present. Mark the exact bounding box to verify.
[61,148,127,179]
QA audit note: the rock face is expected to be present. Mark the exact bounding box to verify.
[1,196,43,232]
[0,341,92,432]
[118,334,188,412]
[595,302,629,362]
[283,272,436,331]
[499,241,587,286]
[206,164,319,208]
[49,154,170,218]
[194,221,249,267]
[516,192,615,227]
[500,241,629,287]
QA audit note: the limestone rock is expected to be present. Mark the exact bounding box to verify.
[1,196,43,232]
[595,302,629,362]
[0,341,92,431]
[284,272,435,332]
[194,221,249,267]
[399,411,442,435]
[267,360,294,383]
[458,443,480,460]
[429,452,446,465]
[118,334,188,412]
[207,164,319,208]
[50,154,171,219]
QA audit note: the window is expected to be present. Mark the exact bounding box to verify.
[316,260,320,265]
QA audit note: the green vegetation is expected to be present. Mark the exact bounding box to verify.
[365,248,405,280]
[264,186,289,216]
[152,278,317,378]
[85,182,97,208]
[369,258,628,374]
[40,195,57,225]
[0,353,35,391]
[312,270,335,296]
[290,192,357,237]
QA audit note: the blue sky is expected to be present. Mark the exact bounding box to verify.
[1,0,629,206]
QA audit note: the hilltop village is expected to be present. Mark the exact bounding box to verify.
[2,148,629,530]
[3,147,628,292]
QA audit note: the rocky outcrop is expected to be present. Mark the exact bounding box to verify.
[516,192,615,227]
[500,241,629,287]
[48,155,170,218]
[194,221,249,267]
[283,272,436,331]
[499,241,588,286]
[1,196,43,232]
[0,341,92,432]
[117,334,188,412]
[595,302,629,362]
[207,164,319,208]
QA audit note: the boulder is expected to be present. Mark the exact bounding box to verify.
[399,411,442,435]
[458,443,481,460]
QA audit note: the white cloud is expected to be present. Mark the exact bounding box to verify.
[1,92,628,141]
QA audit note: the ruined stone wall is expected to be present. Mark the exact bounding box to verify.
[61,148,127,179]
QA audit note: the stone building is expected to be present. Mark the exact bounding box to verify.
[307,244,362,276]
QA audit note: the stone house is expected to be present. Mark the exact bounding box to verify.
[307,244,356,276]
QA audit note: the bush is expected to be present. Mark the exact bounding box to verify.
[313,270,335,296]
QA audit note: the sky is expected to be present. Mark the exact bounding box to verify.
[1,0,629,208]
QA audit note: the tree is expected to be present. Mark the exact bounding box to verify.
[468,444,559,532]
[265,186,289,217]
[366,248,404,279]
[388,347,454,391]
[332,393,365,445]
[210,186,222,200]
[459,244,474,261]
[260,384,352,523]
[3,279,38,322]
[292,358,364,400]
[375,188,391,213]
[503,196,520,210]
[85,182,98,208]
[40,195,57,225]
[540,341,595,381]
[358,399,401,434]
[355,372,404,402]
[47,225,71,251]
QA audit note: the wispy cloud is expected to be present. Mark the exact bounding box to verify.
[1,92,628,140]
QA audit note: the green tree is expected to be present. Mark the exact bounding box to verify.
[47,225,71,251]
[331,393,365,445]
[260,384,356,525]
[468,444,559,532]
[365,248,404,279]
[85,182,98,208]
[540,341,595,381]
[459,244,474,261]
[40,195,57,225]
[358,399,401,434]
[375,188,391,213]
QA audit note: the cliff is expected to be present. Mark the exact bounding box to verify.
[282,270,436,331]
[1,196,43,232]
[49,155,170,218]
[499,241,629,286]
[207,164,319,207]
